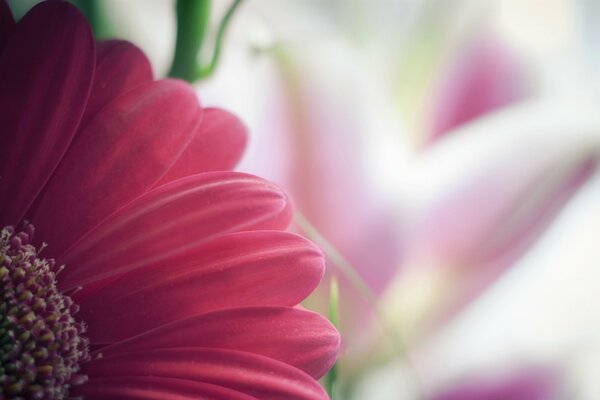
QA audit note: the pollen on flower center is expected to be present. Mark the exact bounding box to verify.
[0,225,89,399]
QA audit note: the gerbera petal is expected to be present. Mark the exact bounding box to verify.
[77,232,324,343]
[157,108,247,185]
[0,1,94,226]
[32,79,202,257]
[80,40,154,129]
[59,172,292,290]
[82,348,329,400]
[75,377,257,400]
[98,306,339,379]
[0,0,15,52]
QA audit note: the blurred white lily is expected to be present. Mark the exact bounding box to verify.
[385,99,600,339]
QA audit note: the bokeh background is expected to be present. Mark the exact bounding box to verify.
[10,0,600,398]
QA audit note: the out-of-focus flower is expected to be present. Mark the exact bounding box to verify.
[424,35,531,145]
[232,42,403,358]
[0,2,338,399]
[385,102,598,337]
[431,366,560,400]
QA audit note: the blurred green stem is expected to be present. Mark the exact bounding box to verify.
[169,0,211,81]
[72,0,110,38]
[323,278,339,399]
[169,0,244,82]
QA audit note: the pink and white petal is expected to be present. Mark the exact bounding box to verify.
[82,348,329,400]
[426,36,530,144]
[77,232,324,343]
[157,108,247,185]
[80,40,154,129]
[432,367,560,400]
[94,306,337,378]
[0,1,94,226]
[32,79,202,258]
[0,0,14,53]
[75,377,257,400]
[59,172,292,290]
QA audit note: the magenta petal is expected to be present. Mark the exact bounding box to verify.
[82,348,329,400]
[32,79,202,257]
[99,306,339,379]
[80,40,154,129]
[0,0,14,53]
[59,172,292,290]
[75,377,257,400]
[0,1,94,226]
[157,108,247,185]
[426,37,529,143]
[77,232,324,343]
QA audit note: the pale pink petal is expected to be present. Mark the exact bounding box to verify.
[93,306,337,378]
[80,40,154,129]
[32,79,202,258]
[413,145,597,324]
[59,172,292,290]
[75,376,257,400]
[157,108,247,185]
[82,348,329,400]
[0,1,94,226]
[77,232,324,343]
[432,367,559,400]
[426,37,530,144]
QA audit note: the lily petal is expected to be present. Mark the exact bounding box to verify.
[0,1,94,226]
[426,36,530,144]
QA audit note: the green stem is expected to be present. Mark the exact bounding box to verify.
[72,0,110,38]
[323,278,339,399]
[169,0,244,82]
[169,0,211,82]
[197,0,243,79]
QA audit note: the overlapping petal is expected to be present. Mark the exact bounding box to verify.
[59,172,292,290]
[97,306,338,379]
[0,1,94,226]
[80,40,154,129]
[158,108,247,185]
[77,232,325,343]
[32,79,202,258]
[432,368,559,400]
[82,348,329,400]
[425,36,530,144]
[0,0,14,52]
[75,377,257,400]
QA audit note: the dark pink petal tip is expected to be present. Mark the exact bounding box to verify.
[80,39,154,129]
[0,0,95,226]
[0,0,15,52]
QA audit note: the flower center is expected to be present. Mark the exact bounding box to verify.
[0,225,89,399]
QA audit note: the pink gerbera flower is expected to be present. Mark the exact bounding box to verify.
[0,2,339,399]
